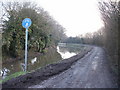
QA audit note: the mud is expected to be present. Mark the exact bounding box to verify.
[2,46,92,88]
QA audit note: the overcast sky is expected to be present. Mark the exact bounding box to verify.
[1,0,104,37]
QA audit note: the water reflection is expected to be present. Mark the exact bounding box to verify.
[57,46,76,59]
[57,43,83,59]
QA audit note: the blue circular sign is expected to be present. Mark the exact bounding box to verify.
[22,18,32,29]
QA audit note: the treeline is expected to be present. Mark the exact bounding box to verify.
[62,29,104,46]
[62,0,119,74]
[62,37,83,44]
[2,2,66,58]
[61,28,104,46]
[98,0,119,73]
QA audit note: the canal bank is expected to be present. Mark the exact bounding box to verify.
[2,45,92,88]
[1,46,62,79]
[1,43,86,80]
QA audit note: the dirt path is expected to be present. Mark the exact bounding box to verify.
[29,47,117,88]
[2,46,92,88]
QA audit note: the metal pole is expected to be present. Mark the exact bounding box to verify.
[25,28,28,72]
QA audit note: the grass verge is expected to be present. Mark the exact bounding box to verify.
[0,71,26,83]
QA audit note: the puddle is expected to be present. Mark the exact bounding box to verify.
[92,61,98,70]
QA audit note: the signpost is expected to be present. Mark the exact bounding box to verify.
[22,18,32,72]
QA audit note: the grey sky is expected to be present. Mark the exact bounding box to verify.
[1,0,105,37]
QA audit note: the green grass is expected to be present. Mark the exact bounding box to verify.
[0,71,26,83]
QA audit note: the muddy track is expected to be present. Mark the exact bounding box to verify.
[2,46,92,88]
[29,47,118,88]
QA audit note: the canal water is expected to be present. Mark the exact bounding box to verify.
[1,43,84,79]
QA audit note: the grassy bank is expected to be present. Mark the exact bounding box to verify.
[2,46,62,83]
[0,71,26,83]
